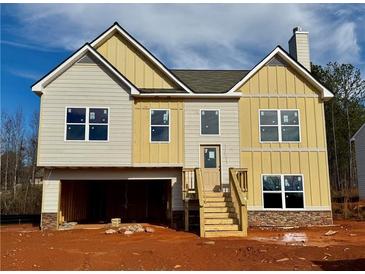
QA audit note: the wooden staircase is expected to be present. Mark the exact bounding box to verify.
[182,167,248,238]
[203,192,244,237]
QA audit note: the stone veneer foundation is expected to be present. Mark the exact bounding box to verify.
[248,210,333,227]
[41,213,58,230]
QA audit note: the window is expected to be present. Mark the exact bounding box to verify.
[259,110,300,142]
[89,108,108,141]
[65,107,109,141]
[150,109,169,142]
[201,110,219,135]
[262,175,304,209]
[66,108,86,140]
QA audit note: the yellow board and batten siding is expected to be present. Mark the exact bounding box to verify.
[96,33,177,89]
[238,63,331,210]
[133,99,184,165]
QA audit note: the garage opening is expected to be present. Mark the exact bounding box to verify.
[60,180,171,225]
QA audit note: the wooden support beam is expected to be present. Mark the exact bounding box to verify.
[184,200,189,232]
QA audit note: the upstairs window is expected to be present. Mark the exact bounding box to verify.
[262,174,304,209]
[89,108,108,141]
[201,110,220,135]
[150,109,170,142]
[66,108,86,140]
[65,107,109,141]
[259,110,300,142]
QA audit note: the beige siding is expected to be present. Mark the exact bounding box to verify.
[133,99,184,165]
[184,99,240,189]
[238,62,331,209]
[47,168,183,210]
[96,33,177,89]
[289,32,311,71]
[38,60,133,167]
[354,125,365,199]
[42,179,60,213]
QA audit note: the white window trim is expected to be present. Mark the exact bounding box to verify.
[259,109,301,143]
[64,106,110,142]
[261,174,305,211]
[200,109,221,136]
[150,109,170,144]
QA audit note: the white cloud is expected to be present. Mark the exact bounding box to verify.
[4,4,364,71]
[7,68,41,80]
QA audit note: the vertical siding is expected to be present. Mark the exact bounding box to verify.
[184,99,240,188]
[133,99,184,165]
[38,59,133,167]
[354,126,365,199]
[96,33,177,89]
[238,62,331,209]
[42,179,60,213]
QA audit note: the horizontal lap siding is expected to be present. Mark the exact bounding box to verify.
[184,99,240,186]
[42,180,60,213]
[354,128,365,199]
[238,64,331,209]
[38,62,132,166]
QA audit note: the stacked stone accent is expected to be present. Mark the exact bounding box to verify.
[41,213,58,230]
[248,210,333,227]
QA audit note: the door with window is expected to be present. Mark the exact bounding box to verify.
[200,145,221,192]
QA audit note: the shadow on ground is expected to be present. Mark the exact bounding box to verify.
[313,258,365,271]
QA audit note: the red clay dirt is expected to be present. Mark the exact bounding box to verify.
[1,220,365,270]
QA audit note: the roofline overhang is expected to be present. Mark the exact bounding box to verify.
[134,93,242,98]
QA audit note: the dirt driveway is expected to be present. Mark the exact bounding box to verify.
[1,220,365,270]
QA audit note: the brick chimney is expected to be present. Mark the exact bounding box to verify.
[288,26,311,71]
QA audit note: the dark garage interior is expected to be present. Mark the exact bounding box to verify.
[60,180,171,225]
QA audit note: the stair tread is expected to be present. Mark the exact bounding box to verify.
[204,230,246,238]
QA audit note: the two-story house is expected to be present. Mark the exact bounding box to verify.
[32,23,333,237]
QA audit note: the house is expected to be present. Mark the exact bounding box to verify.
[352,123,365,200]
[32,23,333,236]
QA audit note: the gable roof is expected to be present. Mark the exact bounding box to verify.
[227,46,334,100]
[171,70,250,93]
[351,123,365,141]
[31,43,139,95]
[91,22,194,94]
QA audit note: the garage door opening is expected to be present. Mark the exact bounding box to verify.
[60,180,171,225]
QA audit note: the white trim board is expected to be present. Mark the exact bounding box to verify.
[227,46,334,101]
[91,23,194,94]
[32,44,139,95]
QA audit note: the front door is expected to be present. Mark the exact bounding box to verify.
[200,145,221,192]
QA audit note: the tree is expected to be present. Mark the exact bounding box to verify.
[312,63,365,196]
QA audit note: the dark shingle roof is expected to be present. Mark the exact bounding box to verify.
[171,69,250,93]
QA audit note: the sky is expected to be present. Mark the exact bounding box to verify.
[1,3,365,123]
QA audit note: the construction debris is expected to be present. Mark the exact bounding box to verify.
[105,229,117,234]
[324,230,338,236]
[59,222,77,230]
[276,258,290,262]
[111,218,121,227]
[124,230,134,235]
[145,227,155,233]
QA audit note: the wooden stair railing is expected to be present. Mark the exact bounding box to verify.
[182,168,204,235]
[229,168,248,236]
[195,168,205,237]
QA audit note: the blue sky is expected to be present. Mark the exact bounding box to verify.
[1,3,365,123]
